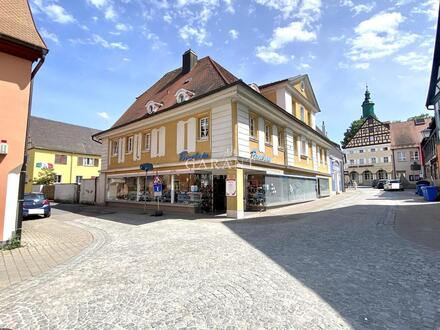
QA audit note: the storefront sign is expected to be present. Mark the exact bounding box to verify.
[153,183,162,197]
[226,179,236,197]
[36,162,53,169]
[179,151,209,161]
[250,150,272,163]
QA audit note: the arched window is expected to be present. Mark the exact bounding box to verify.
[363,171,372,180]
[377,170,386,180]
[145,101,160,114]
[175,88,194,104]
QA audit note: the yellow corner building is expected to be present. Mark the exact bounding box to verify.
[26,116,103,192]
[93,50,339,218]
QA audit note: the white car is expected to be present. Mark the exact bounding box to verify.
[383,179,404,191]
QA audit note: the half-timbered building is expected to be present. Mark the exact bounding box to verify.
[343,88,393,185]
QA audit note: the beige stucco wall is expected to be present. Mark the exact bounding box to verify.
[0,51,32,242]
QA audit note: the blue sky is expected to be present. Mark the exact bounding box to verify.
[30,0,438,143]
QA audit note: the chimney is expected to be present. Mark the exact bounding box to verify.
[182,49,198,74]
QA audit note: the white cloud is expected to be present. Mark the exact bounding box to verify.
[353,62,370,69]
[146,32,167,50]
[394,52,431,71]
[341,1,375,16]
[40,28,59,43]
[105,5,117,20]
[229,29,239,40]
[329,34,345,42]
[35,2,75,24]
[115,23,132,31]
[347,12,417,62]
[91,34,129,50]
[256,47,288,64]
[87,0,108,8]
[254,0,321,63]
[179,25,211,46]
[97,112,110,119]
[412,0,438,21]
[269,21,317,49]
[163,13,172,23]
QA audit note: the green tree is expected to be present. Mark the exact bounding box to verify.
[341,118,364,148]
[407,113,431,121]
[33,168,56,185]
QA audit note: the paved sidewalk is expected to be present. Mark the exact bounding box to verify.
[0,217,93,289]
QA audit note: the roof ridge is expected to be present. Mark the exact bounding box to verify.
[31,116,101,132]
[207,56,230,85]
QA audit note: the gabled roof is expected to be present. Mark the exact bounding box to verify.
[112,56,238,128]
[28,116,104,156]
[426,4,440,107]
[0,0,47,51]
[345,115,390,148]
[390,118,430,148]
[259,74,321,112]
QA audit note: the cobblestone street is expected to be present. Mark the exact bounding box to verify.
[0,188,439,329]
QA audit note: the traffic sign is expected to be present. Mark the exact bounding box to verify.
[153,183,162,197]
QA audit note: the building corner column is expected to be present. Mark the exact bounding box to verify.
[226,168,244,219]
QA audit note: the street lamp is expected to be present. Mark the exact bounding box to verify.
[421,128,431,139]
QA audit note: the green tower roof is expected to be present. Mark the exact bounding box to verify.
[362,85,376,119]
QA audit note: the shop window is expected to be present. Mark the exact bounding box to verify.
[265,124,271,144]
[55,154,67,165]
[54,175,62,183]
[76,176,82,184]
[144,133,151,151]
[249,117,256,138]
[127,136,133,153]
[199,117,209,139]
[112,140,118,156]
[364,171,372,180]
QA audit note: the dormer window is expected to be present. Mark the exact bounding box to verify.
[146,101,161,114]
[175,88,194,104]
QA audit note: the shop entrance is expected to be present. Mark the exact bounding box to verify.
[213,175,226,212]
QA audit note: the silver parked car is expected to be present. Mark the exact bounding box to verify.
[383,179,404,191]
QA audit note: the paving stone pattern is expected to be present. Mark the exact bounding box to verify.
[0,189,439,329]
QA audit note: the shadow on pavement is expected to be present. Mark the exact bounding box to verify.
[222,202,440,329]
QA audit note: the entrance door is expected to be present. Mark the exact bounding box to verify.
[213,175,226,212]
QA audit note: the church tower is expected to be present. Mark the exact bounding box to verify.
[362,85,376,119]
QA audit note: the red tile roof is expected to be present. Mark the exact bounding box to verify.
[112,56,238,128]
[390,118,430,148]
[0,0,47,50]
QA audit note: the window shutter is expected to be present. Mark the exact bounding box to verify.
[94,158,99,167]
[158,127,166,156]
[77,157,83,166]
[187,118,196,152]
[117,138,122,163]
[137,133,142,160]
[132,134,138,161]
[121,138,125,162]
[272,125,278,156]
[176,121,185,154]
[312,143,317,170]
[258,117,265,152]
[151,129,158,158]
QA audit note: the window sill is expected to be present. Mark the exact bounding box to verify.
[142,149,151,153]
[265,143,273,147]
[198,138,209,142]
[249,137,258,142]
[300,155,308,160]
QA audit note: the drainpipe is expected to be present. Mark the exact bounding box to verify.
[391,149,396,179]
[16,54,46,241]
